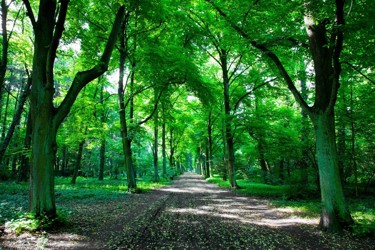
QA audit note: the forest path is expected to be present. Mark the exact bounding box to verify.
[2,172,374,249]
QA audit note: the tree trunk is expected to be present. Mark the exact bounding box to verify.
[169,127,175,169]
[312,111,353,231]
[300,73,309,184]
[161,107,167,178]
[153,98,159,182]
[118,24,137,191]
[98,138,106,180]
[0,78,31,163]
[26,1,125,218]
[29,111,57,218]
[71,140,84,184]
[61,145,67,177]
[220,50,238,189]
[206,109,213,179]
[1,92,9,141]
[0,0,9,116]
[18,112,31,182]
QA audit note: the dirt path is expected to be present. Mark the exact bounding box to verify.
[1,172,374,249]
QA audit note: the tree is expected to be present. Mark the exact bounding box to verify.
[22,0,124,218]
[205,0,353,231]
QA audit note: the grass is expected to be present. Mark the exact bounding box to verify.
[0,176,173,228]
[208,175,375,237]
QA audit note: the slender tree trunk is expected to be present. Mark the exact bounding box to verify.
[300,73,309,184]
[0,78,31,163]
[161,106,167,178]
[153,102,159,182]
[61,145,67,177]
[98,138,106,181]
[206,109,213,179]
[169,127,175,169]
[18,112,31,182]
[71,140,84,184]
[0,0,9,115]
[1,92,9,141]
[220,50,238,189]
[117,25,136,190]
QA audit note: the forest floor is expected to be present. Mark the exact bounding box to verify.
[1,172,374,250]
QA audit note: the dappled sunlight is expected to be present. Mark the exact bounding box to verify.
[1,230,99,250]
[165,173,319,229]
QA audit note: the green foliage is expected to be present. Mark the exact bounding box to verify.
[4,208,69,235]
[350,199,375,237]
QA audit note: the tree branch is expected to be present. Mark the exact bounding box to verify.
[54,5,125,127]
[22,0,36,28]
[233,78,276,110]
[205,0,312,114]
[47,0,69,89]
[328,0,345,112]
[138,87,166,126]
[342,61,375,85]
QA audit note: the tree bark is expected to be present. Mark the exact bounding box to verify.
[312,111,353,231]
[24,1,125,217]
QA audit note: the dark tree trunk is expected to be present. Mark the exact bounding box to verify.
[169,127,175,169]
[98,78,106,181]
[258,139,268,183]
[71,140,84,184]
[300,73,309,184]
[206,109,213,179]
[153,105,159,182]
[1,92,9,141]
[0,0,9,115]
[220,50,238,189]
[161,105,167,178]
[61,145,67,177]
[98,138,106,181]
[18,112,31,182]
[0,78,31,163]
[24,0,125,217]
[117,18,136,190]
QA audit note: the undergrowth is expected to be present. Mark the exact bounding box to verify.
[0,176,173,233]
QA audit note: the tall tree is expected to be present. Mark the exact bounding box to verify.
[22,0,124,217]
[205,0,353,232]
